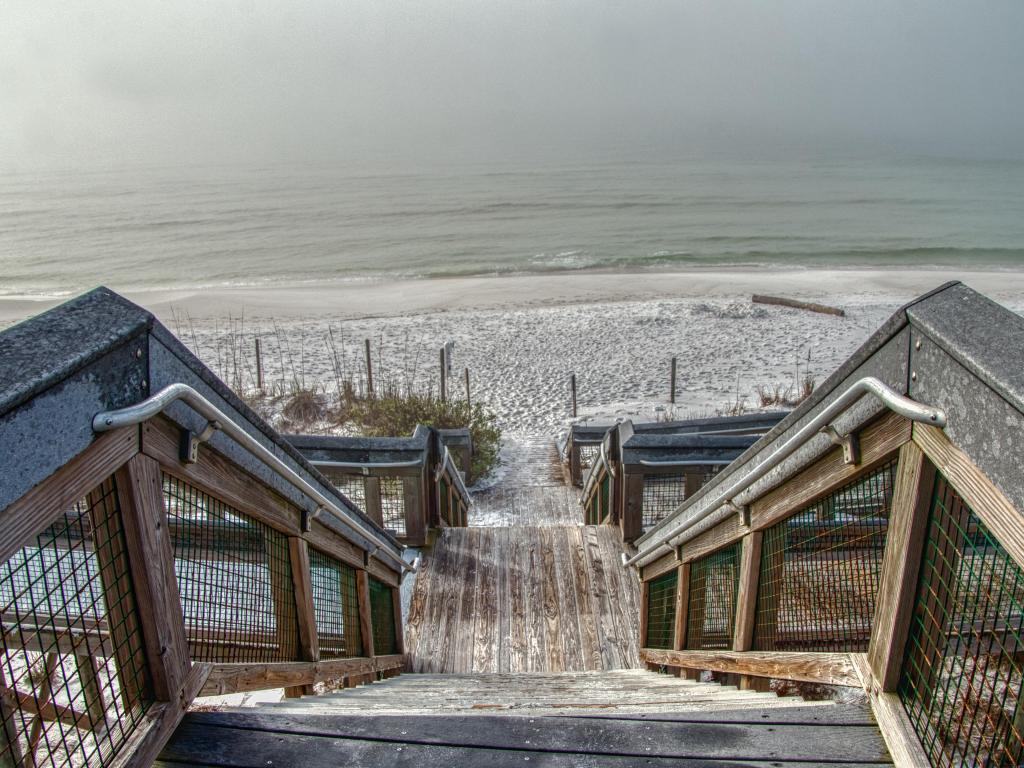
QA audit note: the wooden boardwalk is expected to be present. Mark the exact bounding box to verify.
[405,434,641,672]
[406,525,641,672]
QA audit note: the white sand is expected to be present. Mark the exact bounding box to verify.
[4,268,1022,440]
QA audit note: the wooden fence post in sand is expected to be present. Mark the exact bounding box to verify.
[364,338,374,398]
[670,357,677,404]
[440,348,447,402]
[464,367,471,409]
[255,338,264,392]
[571,373,577,418]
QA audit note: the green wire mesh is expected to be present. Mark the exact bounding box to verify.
[753,460,896,652]
[329,474,367,513]
[162,474,299,663]
[644,569,678,650]
[686,543,741,650]
[899,472,1024,767]
[308,548,363,659]
[379,477,406,537]
[0,477,150,768]
[641,475,686,530]
[578,445,599,476]
[369,578,398,656]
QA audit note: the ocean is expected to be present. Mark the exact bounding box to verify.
[2,154,1023,298]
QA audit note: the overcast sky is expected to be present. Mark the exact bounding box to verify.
[2,1,1023,172]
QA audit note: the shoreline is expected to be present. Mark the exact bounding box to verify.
[2,267,1024,325]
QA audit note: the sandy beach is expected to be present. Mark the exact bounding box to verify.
[4,268,1023,440]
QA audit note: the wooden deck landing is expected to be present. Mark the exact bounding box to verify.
[160,704,892,767]
[405,525,641,672]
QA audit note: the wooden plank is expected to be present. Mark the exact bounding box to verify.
[752,294,845,317]
[732,532,763,652]
[402,548,429,672]
[364,554,401,588]
[553,530,583,670]
[364,477,383,526]
[198,655,404,696]
[435,529,466,674]
[303,518,369,574]
[454,528,480,673]
[751,412,909,531]
[576,705,877,725]
[913,422,1024,571]
[599,529,638,667]
[673,563,690,652]
[640,649,862,688]
[142,417,301,537]
[583,526,619,669]
[403,476,426,547]
[622,474,644,541]
[116,454,191,702]
[507,529,529,673]
[867,441,934,691]
[391,585,405,657]
[526,528,547,671]
[570,528,601,671]
[540,528,565,672]
[356,570,375,659]
[472,529,497,673]
[0,426,138,564]
[496,528,511,673]
[679,513,744,565]
[162,711,892,764]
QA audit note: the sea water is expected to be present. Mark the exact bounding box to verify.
[2,153,1023,298]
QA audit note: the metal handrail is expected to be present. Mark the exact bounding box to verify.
[311,458,423,471]
[637,459,736,468]
[93,383,414,573]
[625,376,945,568]
[579,443,610,502]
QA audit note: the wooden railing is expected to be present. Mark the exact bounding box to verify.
[436,447,471,528]
[0,412,406,767]
[636,411,1024,766]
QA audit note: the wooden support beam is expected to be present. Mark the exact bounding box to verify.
[116,454,191,702]
[640,649,862,688]
[622,474,644,542]
[286,538,319,697]
[391,586,405,656]
[867,441,935,691]
[364,477,383,527]
[849,655,929,768]
[673,563,690,652]
[732,531,762,653]
[639,581,650,650]
[199,655,405,696]
[357,570,376,659]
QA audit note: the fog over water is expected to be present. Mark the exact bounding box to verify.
[2,1,1023,171]
[2,2,1023,295]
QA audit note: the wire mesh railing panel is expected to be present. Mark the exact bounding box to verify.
[899,472,1024,767]
[379,478,406,538]
[686,543,741,650]
[644,570,678,650]
[0,477,151,768]
[328,474,367,513]
[642,475,687,530]
[162,474,299,663]
[369,578,398,656]
[308,548,363,659]
[752,460,896,652]
[578,445,599,473]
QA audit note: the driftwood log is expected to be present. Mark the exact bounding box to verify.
[752,294,845,317]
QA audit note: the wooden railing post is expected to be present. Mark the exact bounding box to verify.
[867,440,935,691]
[733,531,767,690]
[357,570,376,660]
[673,562,690,652]
[391,585,405,656]
[364,476,383,527]
[622,474,644,541]
[286,538,318,697]
[115,455,191,702]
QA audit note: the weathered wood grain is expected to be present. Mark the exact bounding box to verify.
[641,649,863,688]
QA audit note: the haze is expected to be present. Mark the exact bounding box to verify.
[2,0,1023,172]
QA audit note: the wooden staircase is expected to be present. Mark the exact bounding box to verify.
[159,670,892,766]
